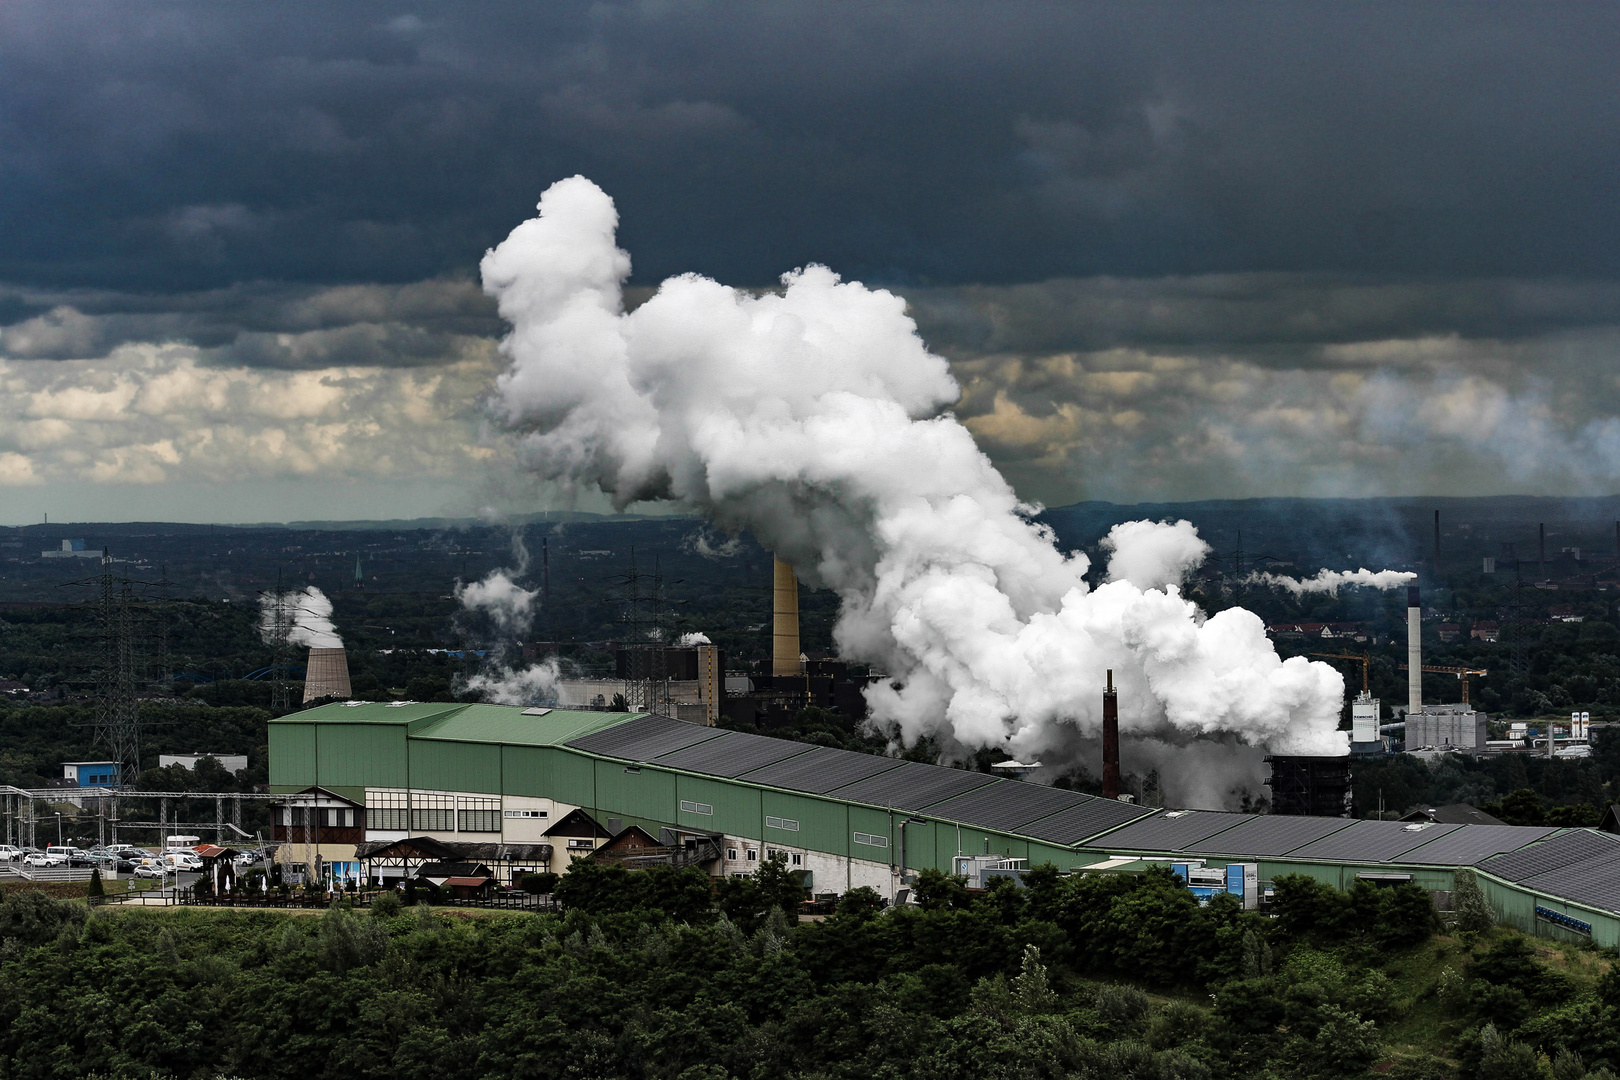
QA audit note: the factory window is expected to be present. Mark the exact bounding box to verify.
[368,791,408,831]
[680,800,714,816]
[726,848,738,861]
[322,808,355,828]
[765,816,800,832]
[791,854,802,867]
[459,797,500,833]
[504,809,548,819]
[746,849,758,861]
[853,832,888,848]
[410,793,455,832]
[567,839,595,850]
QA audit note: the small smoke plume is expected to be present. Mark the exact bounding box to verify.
[677,631,711,646]
[455,532,540,640]
[456,569,540,639]
[479,177,1349,799]
[682,528,743,559]
[453,531,553,703]
[1245,568,1417,596]
[258,586,342,648]
[463,655,564,707]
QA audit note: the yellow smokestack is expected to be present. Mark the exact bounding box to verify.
[772,556,802,677]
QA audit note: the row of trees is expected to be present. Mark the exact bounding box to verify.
[0,856,1610,1080]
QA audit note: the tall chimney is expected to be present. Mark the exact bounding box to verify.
[1406,586,1422,719]
[1102,669,1120,800]
[772,556,802,677]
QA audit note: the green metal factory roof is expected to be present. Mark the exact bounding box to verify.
[275,700,643,747]
[270,701,461,726]
[415,705,641,747]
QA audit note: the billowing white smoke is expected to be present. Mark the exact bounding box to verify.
[479,177,1348,790]
[258,586,342,648]
[677,632,712,646]
[1246,568,1417,596]
[464,655,564,707]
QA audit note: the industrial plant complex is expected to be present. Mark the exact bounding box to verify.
[266,699,1620,948]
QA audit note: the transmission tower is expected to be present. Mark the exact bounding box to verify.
[267,570,293,715]
[94,550,141,787]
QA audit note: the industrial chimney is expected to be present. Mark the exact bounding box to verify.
[1406,586,1422,719]
[1102,669,1120,800]
[772,556,802,677]
[303,647,352,704]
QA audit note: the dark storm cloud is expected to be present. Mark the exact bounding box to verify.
[1,1,1617,293]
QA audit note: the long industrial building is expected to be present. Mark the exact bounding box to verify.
[269,701,1620,946]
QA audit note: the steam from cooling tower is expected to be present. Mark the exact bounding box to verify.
[1244,568,1417,596]
[677,632,712,646]
[479,177,1349,792]
[258,586,342,648]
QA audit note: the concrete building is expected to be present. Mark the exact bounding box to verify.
[1406,705,1487,753]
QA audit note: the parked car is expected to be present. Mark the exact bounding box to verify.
[166,852,203,871]
[0,845,21,862]
[132,864,166,879]
[42,846,75,866]
[22,852,54,867]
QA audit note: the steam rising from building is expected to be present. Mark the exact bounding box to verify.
[479,177,1354,800]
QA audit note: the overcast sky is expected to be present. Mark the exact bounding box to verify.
[3,1,1619,523]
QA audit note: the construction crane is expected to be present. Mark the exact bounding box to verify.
[1399,663,1488,705]
[1311,652,1371,695]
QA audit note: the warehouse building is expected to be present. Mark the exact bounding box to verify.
[270,701,1620,947]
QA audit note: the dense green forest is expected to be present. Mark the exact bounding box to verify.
[0,858,1614,1079]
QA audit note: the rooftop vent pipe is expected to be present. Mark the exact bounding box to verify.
[1102,669,1120,800]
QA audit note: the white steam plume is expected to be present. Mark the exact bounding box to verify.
[1245,568,1417,596]
[456,569,540,639]
[677,632,712,646]
[463,656,563,707]
[480,177,1348,784]
[258,586,342,649]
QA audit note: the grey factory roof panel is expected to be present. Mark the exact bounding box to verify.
[1477,830,1619,883]
[651,730,816,778]
[1520,853,1620,914]
[1017,796,1160,846]
[923,780,1088,834]
[827,760,999,811]
[566,714,725,762]
[1082,811,1259,852]
[1397,824,1559,867]
[736,745,907,794]
[1183,814,1359,857]
[1284,820,1464,864]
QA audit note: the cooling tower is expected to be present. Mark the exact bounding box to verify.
[772,556,802,677]
[303,647,352,704]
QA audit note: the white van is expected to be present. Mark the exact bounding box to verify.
[164,835,201,851]
[0,845,20,862]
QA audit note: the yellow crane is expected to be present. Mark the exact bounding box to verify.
[1398,663,1488,705]
[1311,652,1371,695]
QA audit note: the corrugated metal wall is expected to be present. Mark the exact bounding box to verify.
[268,723,316,789]
[410,738,501,794]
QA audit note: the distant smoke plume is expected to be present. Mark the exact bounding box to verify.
[258,586,342,648]
[1245,568,1417,596]
[677,632,711,646]
[454,532,553,703]
[456,568,539,639]
[479,177,1348,798]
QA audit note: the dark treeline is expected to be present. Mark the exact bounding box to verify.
[0,859,1613,1080]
